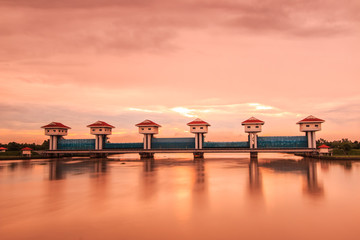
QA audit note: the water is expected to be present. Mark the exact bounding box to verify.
[1,153,360,240]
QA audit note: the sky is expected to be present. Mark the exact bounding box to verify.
[0,0,359,144]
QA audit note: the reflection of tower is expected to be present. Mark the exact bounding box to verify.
[193,160,207,192]
[297,115,325,149]
[94,159,108,175]
[192,159,208,210]
[304,160,324,196]
[140,159,157,200]
[248,159,262,195]
[41,122,71,150]
[49,160,65,180]
[90,159,108,207]
[242,117,264,149]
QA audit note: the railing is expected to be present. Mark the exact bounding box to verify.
[204,141,249,148]
[104,142,143,149]
[152,137,195,149]
[58,139,95,150]
[257,136,308,148]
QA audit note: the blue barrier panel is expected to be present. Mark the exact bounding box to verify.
[104,142,143,149]
[152,138,195,149]
[58,139,95,150]
[203,141,249,148]
[257,136,308,148]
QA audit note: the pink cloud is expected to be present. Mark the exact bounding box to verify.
[0,0,359,143]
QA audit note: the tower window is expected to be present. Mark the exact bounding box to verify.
[256,126,259,128]
[247,126,250,128]
[148,128,151,130]
[142,128,144,130]
[99,129,102,131]
[200,127,203,129]
[193,127,195,129]
[47,130,49,132]
[53,130,56,132]
[306,125,310,127]
[315,125,318,127]
[92,129,95,131]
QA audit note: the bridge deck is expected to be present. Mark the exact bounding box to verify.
[40,148,316,154]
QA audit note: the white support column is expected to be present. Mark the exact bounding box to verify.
[49,136,53,150]
[53,136,57,150]
[195,134,198,149]
[143,135,147,149]
[312,132,316,149]
[198,133,203,149]
[99,135,103,150]
[249,133,256,149]
[254,134,258,149]
[307,132,312,148]
[95,135,98,150]
[147,134,152,149]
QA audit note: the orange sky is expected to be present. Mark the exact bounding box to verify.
[0,0,359,143]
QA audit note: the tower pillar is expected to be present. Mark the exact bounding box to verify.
[49,136,53,150]
[53,136,58,150]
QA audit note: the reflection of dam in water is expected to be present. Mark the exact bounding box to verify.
[260,159,324,197]
[48,159,108,180]
[42,158,328,197]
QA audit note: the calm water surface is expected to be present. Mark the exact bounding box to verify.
[1,153,360,240]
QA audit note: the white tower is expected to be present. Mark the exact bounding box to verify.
[297,115,325,149]
[41,122,71,150]
[242,117,264,149]
[135,120,161,150]
[87,121,115,150]
[187,118,210,149]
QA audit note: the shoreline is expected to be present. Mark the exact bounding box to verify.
[1,154,360,161]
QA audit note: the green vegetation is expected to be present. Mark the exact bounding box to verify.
[317,139,360,156]
[0,141,48,160]
[0,140,49,151]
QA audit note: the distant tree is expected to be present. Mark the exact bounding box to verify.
[316,138,329,147]
[354,141,360,149]
[339,139,354,155]
[7,142,22,151]
[41,140,49,150]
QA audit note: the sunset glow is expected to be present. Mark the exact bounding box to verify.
[0,0,359,144]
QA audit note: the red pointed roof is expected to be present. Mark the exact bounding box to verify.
[87,121,115,128]
[318,144,330,149]
[135,119,161,127]
[241,117,265,125]
[21,147,32,151]
[297,115,325,124]
[41,122,71,129]
[187,118,210,126]
[0,147,7,150]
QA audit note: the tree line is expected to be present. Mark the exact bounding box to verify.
[0,140,49,151]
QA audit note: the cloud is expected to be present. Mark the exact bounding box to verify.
[0,0,359,142]
[1,0,359,63]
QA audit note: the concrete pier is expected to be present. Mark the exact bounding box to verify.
[140,152,154,160]
[250,152,258,160]
[193,152,204,159]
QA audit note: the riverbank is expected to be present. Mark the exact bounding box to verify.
[315,155,360,160]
